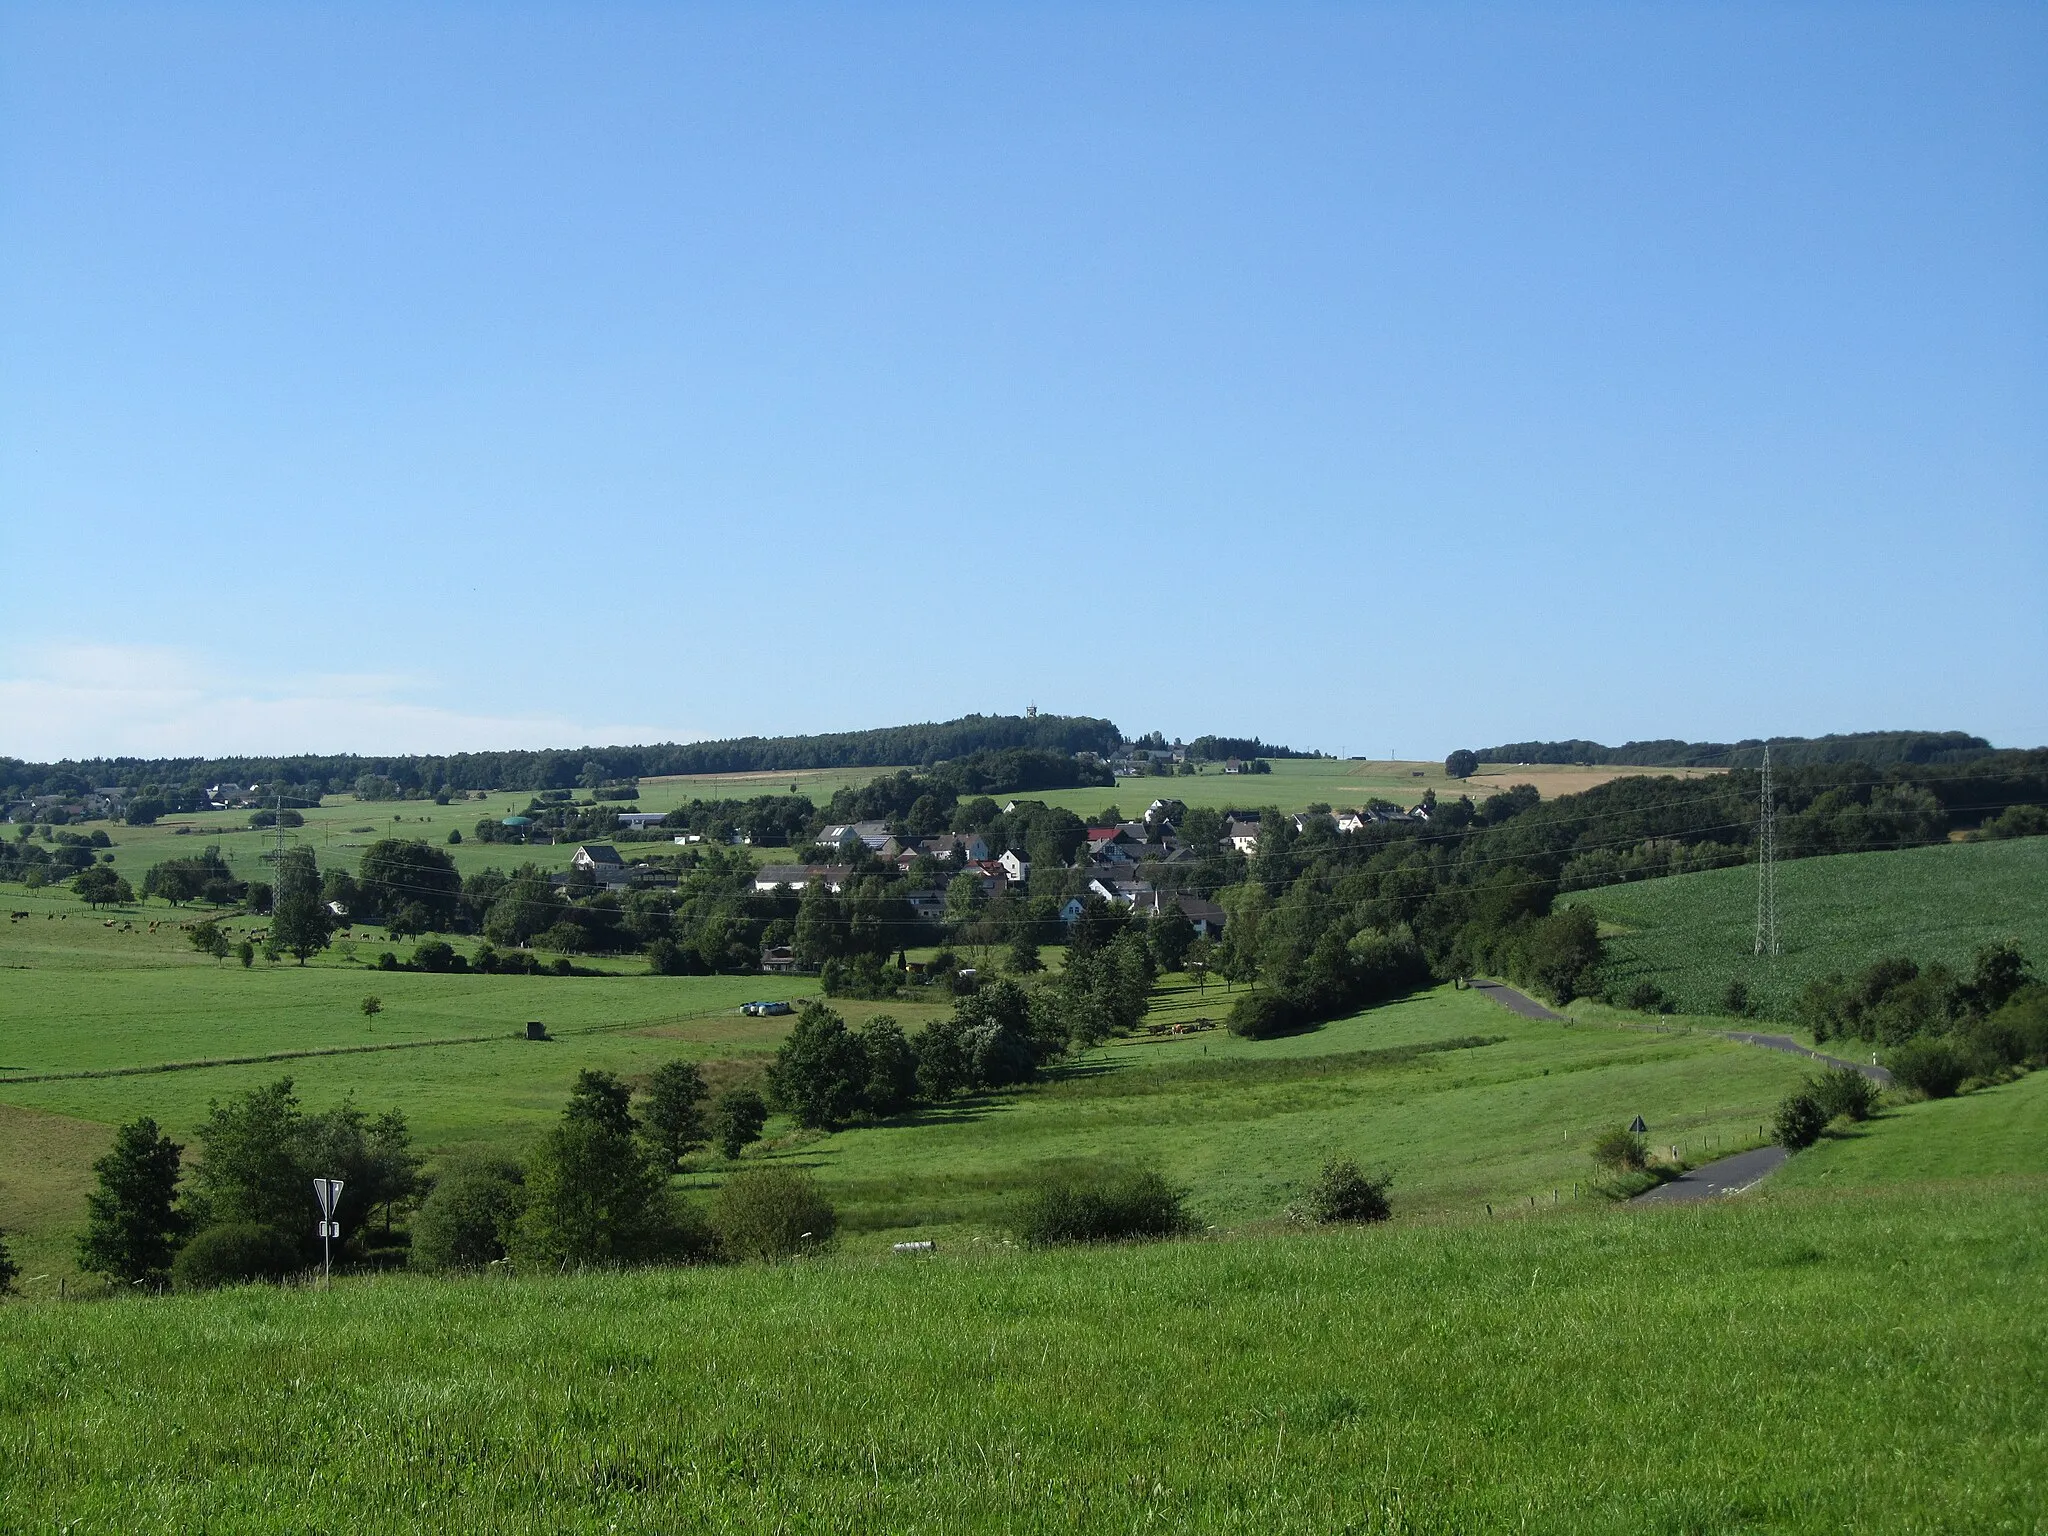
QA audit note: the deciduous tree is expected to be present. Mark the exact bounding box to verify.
[77,1117,187,1288]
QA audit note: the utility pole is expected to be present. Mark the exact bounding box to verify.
[1753,745,1778,958]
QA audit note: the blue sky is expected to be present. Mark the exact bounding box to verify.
[2,2,2042,760]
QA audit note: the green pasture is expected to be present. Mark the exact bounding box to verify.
[1575,837,2048,1021]
[1775,1067,2048,1192]
[3,1181,2041,1532]
[39,763,900,891]
[793,983,1811,1240]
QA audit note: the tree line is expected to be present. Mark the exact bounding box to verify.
[0,713,1125,804]
[1464,730,1999,770]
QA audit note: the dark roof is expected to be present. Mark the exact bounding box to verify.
[576,844,624,865]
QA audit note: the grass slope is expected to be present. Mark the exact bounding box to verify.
[2,1183,2041,1532]
[1575,837,2048,1020]
[1775,1068,2048,1192]
[800,985,1811,1239]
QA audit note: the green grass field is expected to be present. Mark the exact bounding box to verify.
[0,879,1818,1284]
[6,812,2046,1528]
[1574,837,2048,1021]
[55,763,898,891]
[1775,1067,2048,1191]
[2,1180,2040,1532]
[796,983,1812,1239]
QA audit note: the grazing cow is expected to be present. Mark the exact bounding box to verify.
[8,911,26,921]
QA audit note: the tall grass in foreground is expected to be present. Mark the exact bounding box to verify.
[3,1181,2043,1533]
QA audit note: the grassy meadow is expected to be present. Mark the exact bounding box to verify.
[5,805,2046,1529]
[1575,836,2048,1021]
[1,1179,2041,1532]
[58,764,895,892]
[1,852,1822,1286]
[1774,1066,2048,1192]
[786,982,1813,1239]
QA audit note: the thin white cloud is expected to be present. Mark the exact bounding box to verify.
[0,644,680,759]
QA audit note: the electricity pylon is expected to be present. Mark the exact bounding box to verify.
[1753,745,1779,958]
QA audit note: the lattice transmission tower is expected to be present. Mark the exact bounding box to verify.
[1753,745,1779,958]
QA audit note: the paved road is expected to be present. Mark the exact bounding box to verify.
[1722,1031,1893,1085]
[1468,979,1569,1022]
[1631,1144,1789,1204]
[1466,981,1894,1089]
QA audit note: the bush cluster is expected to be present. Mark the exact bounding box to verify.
[708,1167,837,1263]
[1773,1091,1829,1150]
[1303,1159,1392,1225]
[1589,1127,1648,1173]
[1012,1166,1193,1246]
[172,1223,301,1291]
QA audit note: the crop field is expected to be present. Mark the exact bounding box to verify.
[1022,757,1720,820]
[2,1178,2041,1532]
[1575,836,2048,1021]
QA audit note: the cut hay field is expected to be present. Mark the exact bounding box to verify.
[2,1179,2041,1532]
[1574,837,2048,1021]
[1022,757,1721,820]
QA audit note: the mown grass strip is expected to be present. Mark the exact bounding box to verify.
[0,1032,510,1084]
[1040,1034,1506,1098]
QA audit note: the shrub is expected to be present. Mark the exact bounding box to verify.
[1304,1158,1392,1225]
[1773,1091,1829,1150]
[1720,977,1751,1016]
[1626,980,1670,1014]
[1589,1127,1649,1172]
[410,1156,524,1272]
[412,939,459,973]
[172,1223,299,1291]
[1887,1037,1966,1099]
[709,1166,836,1263]
[1227,992,1302,1040]
[1013,1165,1193,1246]
[538,921,585,954]
[1960,985,2048,1070]
[1810,1066,1880,1123]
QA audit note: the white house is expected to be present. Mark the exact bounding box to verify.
[998,849,1030,883]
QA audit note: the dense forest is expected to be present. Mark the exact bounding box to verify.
[1472,730,1998,770]
[0,715,1126,802]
